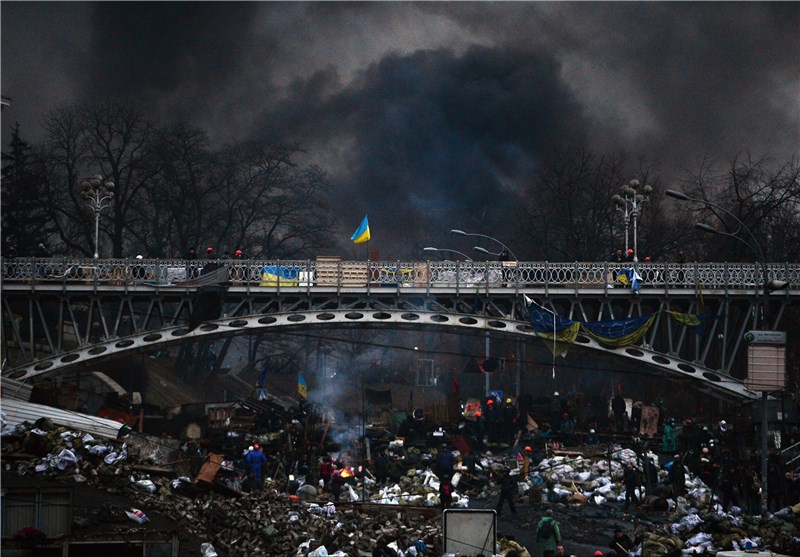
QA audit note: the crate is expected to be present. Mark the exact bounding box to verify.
[315,256,368,286]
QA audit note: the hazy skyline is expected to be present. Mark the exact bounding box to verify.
[3,2,798,256]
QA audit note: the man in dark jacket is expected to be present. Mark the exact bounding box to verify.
[668,455,686,496]
[495,469,518,517]
[623,463,639,510]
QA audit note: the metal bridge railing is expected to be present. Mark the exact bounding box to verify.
[2,257,799,291]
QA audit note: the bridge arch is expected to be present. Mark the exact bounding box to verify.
[3,309,758,401]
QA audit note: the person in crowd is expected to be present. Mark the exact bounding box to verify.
[667,454,686,497]
[550,392,562,434]
[608,528,634,557]
[439,472,453,510]
[373,450,389,485]
[245,443,268,489]
[535,508,561,557]
[786,471,800,507]
[205,246,215,259]
[495,468,518,517]
[585,429,599,446]
[320,456,334,490]
[436,444,455,479]
[767,451,785,511]
[330,464,345,502]
[185,247,197,259]
[623,462,639,510]
[612,394,627,434]
[662,418,677,453]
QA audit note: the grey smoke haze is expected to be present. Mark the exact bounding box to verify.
[2,2,798,255]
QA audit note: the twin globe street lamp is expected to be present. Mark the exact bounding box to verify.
[81,175,115,259]
[612,180,652,263]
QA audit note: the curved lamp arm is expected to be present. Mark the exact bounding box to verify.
[423,247,473,261]
[666,190,765,264]
[450,229,519,261]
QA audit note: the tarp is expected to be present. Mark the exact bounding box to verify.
[528,308,656,349]
[1,398,128,439]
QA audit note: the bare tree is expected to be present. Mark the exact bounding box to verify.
[678,153,800,261]
[214,141,337,258]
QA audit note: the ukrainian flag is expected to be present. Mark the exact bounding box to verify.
[297,372,308,399]
[260,265,300,286]
[351,214,371,244]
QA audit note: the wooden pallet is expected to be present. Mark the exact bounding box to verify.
[315,256,368,286]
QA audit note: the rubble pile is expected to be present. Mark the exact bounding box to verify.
[4,416,800,556]
[134,485,440,556]
[2,420,441,556]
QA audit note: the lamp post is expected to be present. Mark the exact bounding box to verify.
[611,180,652,263]
[450,229,519,262]
[81,175,115,259]
[422,247,472,261]
[666,188,782,514]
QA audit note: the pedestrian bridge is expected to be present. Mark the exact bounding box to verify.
[2,257,799,401]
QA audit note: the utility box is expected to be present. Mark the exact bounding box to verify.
[745,330,786,391]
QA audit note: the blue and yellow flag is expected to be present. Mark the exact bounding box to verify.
[297,372,308,399]
[351,214,371,244]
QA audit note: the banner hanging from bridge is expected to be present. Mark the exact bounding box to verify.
[528,308,656,349]
[528,306,710,351]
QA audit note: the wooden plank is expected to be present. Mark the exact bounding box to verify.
[195,453,224,483]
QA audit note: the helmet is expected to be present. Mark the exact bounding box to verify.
[235,249,242,256]
[253,443,260,450]
[553,391,559,397]
[589,429,595,433]
[627,248,633,254]
[206,247,213,253]
[248,446,254,451]
[524,446,532,452]
[486,399,494,405]
[594,552,604,557]
[505,398,512,403]
[135,254,143,260]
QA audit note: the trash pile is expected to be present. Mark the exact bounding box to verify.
[4,415,800,556]
[1,418,441,556]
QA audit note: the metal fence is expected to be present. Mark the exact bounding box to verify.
[2,257,799,290]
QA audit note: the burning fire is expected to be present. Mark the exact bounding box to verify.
[340,468,353,479]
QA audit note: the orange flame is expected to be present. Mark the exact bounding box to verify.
[340,468,353,479]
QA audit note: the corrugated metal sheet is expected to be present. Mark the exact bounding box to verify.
[1,376,34,401]
[0,398,127,439]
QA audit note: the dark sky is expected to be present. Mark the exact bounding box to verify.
[2,2,798,256]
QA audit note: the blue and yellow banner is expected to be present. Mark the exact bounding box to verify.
[297,372,308,399]
[528,307,656,349]
[667,310,712,335]
[581,313,656,347]
[260,265,300,286]
[351,214,371,244]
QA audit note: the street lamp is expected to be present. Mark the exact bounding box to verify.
[422,247,472,261]
[611,179,652,263]
[450,229,519,261]
[81,175,115,259]
[666,187,786,514]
